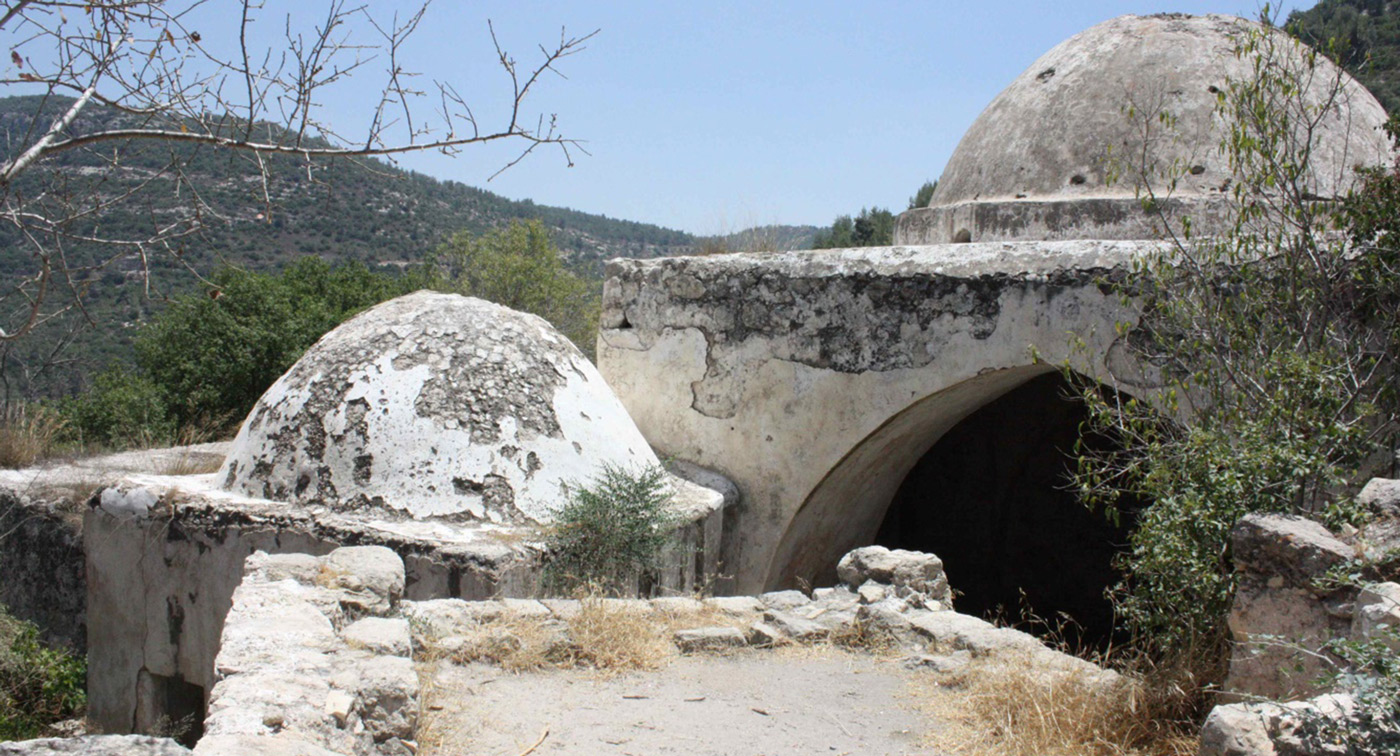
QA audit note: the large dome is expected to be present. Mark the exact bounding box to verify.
[219,291,660,523]
[894,14,1391,244]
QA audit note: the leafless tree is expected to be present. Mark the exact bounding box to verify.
[0,0,595,345]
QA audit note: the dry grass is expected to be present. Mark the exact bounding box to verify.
[564,596,673,673]
[439,613,569,673]
[0,404,65,469]
[158,424,228,476]
[159,451,225,476]
[827,616,898,654]
[914,652,1198,756]
[421,598,677,676]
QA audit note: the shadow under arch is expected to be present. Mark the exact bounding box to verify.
[765,364,1145,648]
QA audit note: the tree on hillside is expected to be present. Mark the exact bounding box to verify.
[0,1,595,346]
[810,179,937,249]
[1290,0,1400,112]
[410,220,599,358]
[908,180,937,209]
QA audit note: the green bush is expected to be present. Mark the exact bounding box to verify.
[542,464,677,596]
[409,220,600,358]
[58,257,407,447]
[58,368,175,449]
[136,257,406,431]
[0,608,85,740]
[1297,628,1400,753]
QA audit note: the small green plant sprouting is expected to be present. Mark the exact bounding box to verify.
[542,464,677,597]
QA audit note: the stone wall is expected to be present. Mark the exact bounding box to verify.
[195,547,418,756]
[81,467,726,736]
[0,491,86,652]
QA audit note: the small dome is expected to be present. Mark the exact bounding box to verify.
[219,291,659,523]
[895,14,1391,244]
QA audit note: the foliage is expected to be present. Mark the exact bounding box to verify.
[1069,18,1399,678]
[57,368,174,449]
[542,464,677,596]
[811,207,896,249]
[410,220,600,358]
[908,180,938,209]
[0,607,85,740]
[809,179,938,249]
[136,256,406,430]
[1290,0,1400,113]
[1296,628,1400,753]
[58,258,406,447]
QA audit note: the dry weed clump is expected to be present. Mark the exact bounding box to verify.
[440,614,566,673]
[916,652,1197,756]
[422,598,677,676]
[563,596,673,673]
[0,404,64,469]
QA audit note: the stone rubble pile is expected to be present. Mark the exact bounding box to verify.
[405,545,1104,678]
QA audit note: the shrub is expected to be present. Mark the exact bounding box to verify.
[136,257,405,432]
[57,368,175,450]
[409,220,600,358]
[542,464,676,596]
[1296,628,1400,753]
[0,608,85,740]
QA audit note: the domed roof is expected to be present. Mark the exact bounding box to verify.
[894,14,1391,244]
[219,291,659,523]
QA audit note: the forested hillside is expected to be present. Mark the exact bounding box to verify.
[0,95,701,396]
[1290,0,1400,112]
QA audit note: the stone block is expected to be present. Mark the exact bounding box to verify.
[837,546,951,601]
[763,610,828,642]
[1357,477,1400,516]
[1352,582,1400,649]
[318,546,405,615]
[703,596,764,616]
[673,626,748,652]
[758,590,809,612]
[650,596,706,615]
[341,617,412,657]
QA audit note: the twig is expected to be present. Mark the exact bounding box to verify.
[518,728,549,756]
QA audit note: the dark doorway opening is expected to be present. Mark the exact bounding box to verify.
[874,372,1145,650]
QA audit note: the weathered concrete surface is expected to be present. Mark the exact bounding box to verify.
[597,241,1151,592]
[895,15,1389,245]
[221,291,661,523]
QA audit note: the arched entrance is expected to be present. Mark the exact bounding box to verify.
[767,367,1145,649]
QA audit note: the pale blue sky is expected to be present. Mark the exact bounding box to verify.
[306,1,1314,234]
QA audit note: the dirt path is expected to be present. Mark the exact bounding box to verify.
[421,647,941,756]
